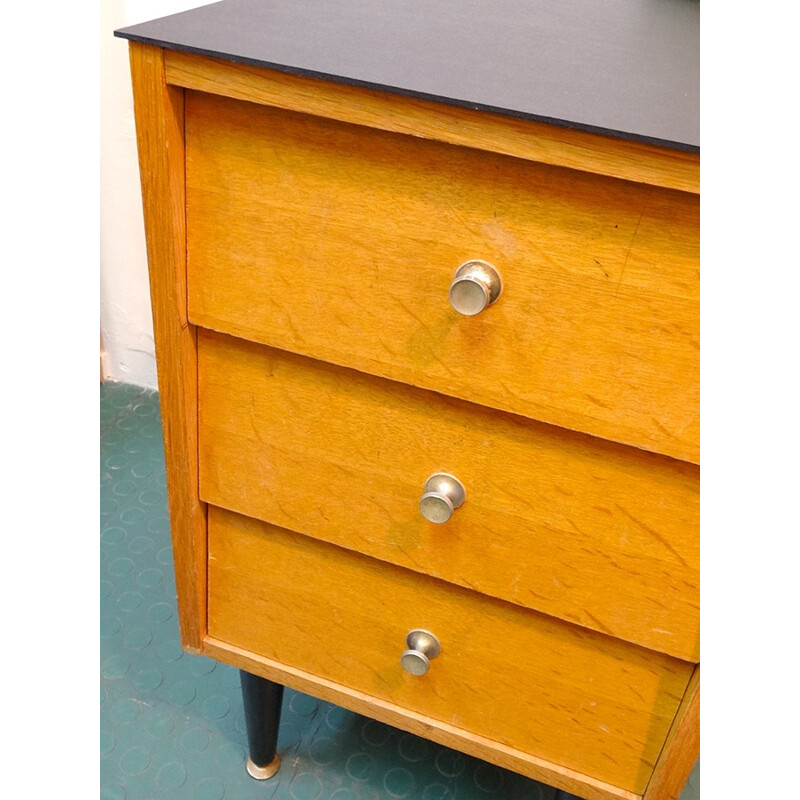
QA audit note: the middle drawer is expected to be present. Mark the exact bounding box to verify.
[198,328,699,661]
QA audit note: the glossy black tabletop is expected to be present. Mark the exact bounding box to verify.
[116,0,699,151]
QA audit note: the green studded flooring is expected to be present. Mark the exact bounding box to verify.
[100,381,700,800]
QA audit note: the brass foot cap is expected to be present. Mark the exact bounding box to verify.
[246,754,281,780]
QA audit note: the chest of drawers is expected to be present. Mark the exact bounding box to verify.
[117,3,699,798]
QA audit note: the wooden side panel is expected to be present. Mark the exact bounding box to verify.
[129,43,207,651]
[185,92,700,463]
[165,50,699,194]
[198,330,699,661]
[644,669,700,800]
[207,506,693,795]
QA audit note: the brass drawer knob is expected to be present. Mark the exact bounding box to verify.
[449,260,502,316]
[419,473,465,524]
[400,629,441,676]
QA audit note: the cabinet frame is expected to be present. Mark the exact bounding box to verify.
[128,40,699,800]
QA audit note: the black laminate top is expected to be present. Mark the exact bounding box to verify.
[115,0,699,151]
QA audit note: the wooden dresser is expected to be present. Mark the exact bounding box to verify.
[116,2,699,798]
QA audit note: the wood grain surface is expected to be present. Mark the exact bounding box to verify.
[186,91,699,463]
[129,43,207,651]
[166,50,699,193]
[198,329,699,661]
[207,506,693,794]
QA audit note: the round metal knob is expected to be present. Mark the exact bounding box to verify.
[419,473,465,524]
[400,629,441,676]
[449,260,502,316]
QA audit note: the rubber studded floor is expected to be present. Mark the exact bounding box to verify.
[100,381,700,800]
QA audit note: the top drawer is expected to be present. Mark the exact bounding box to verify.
[186,91,699,463]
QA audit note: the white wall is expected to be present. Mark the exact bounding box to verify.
[100,1,204,389]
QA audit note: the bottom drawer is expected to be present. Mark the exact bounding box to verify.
[208,506,692,794]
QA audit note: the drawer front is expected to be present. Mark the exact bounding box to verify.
[198,329,699,661]
[185,91,699,464]
[208,506,693,794]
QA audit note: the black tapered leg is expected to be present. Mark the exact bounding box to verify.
[239,670,285,779]
[554,790,584,800]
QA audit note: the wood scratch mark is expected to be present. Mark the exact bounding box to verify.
[377,338,397,357]
[485,478,538,512]
[273,496,296,523]
[364,494,397,524]
[395,296,433,333]
[584,393,612,410]
[650,416,675,441]
[330,310,353,331]
[343,284,373,317]
[282,311,302,342]
[615,190,651,297]
[394,543,424,571]
[625,682,647,705]
[426,346,458,378]
[247,395,268,445]
[584,611,615,636]
[615,503,688,567]
[564,516,586,536]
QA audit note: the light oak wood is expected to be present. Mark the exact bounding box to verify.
[207,506,693,795]
[166,50,699,194]
[185,91,699,463]
[644,668,700,800]
[198,329,699,661]
[128,38,699,799]
[202,637,640,800]
[129,43,207,651]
